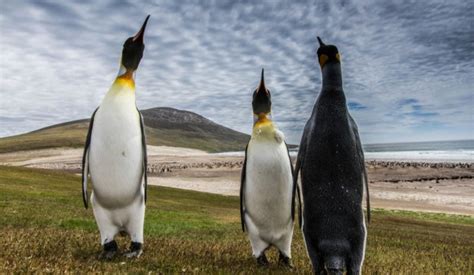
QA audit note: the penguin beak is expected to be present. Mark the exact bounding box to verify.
[256,68,268,96]
[132,15,150,44]
[317,36,325,46]
[252,68,272,115]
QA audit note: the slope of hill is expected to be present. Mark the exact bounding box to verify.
[0,107,250,153]
[141,107,250,152]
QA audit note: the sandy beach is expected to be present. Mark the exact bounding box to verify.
[1,146,472,216]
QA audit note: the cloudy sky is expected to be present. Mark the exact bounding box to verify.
[0,0,473,144]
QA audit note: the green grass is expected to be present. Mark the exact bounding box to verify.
[0,121,248,154]
[1,166,473,273]
[0,121,89,153]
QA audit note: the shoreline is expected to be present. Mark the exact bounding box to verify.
[217,149,474,164]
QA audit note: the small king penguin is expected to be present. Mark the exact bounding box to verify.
[240,69,298,268]
[294,37,370,274]
[82,15,150,259]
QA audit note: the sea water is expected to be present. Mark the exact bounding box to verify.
[216,140,474,163]
[363,140,474,163]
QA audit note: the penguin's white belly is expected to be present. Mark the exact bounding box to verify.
[245,140,293,238]
[89,104,143,209]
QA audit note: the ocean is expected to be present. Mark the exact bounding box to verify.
[363,139,474,163]
[215,139,474,163]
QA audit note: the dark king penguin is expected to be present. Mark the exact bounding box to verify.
[240,69,299,268]
[294,37,370,274]
[82,15,150,259]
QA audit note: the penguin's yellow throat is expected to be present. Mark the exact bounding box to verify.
[252,113,275,139]
[114,69,136,90]
[254,113,272,126]
[105,66,136,99]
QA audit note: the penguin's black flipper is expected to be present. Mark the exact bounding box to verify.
[138,110,148,204]
[294,158,303,229]
[294,125,309,228]
[82,107,99,209]
[240,144,248,232]
[350,115,370,223]
[285,142,298,224]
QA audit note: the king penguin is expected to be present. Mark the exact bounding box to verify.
[82,15,150,259]
[294,37,370,274]
[240,69,298,268]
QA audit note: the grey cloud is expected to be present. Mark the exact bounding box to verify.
[0,0,472,143]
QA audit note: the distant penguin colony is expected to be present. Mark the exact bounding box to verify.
[82,15,150,259]
[240,69,298,268]
[81,16,369,272]
[294,37,370,274]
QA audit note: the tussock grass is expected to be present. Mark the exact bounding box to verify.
[1,166,473,273]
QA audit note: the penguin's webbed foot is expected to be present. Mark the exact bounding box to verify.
[256,253,269,267]
[99,240,118,260]
[278,251,294,269]
[123,241,143,258]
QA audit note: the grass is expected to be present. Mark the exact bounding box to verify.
[0,121,248,154]
[0,120,89,153]
[1,165,473,273]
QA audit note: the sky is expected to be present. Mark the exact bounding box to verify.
[0,0,473,144]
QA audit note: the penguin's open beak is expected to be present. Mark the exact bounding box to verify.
[132,15,150,44]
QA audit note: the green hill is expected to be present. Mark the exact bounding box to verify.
[0,107,250,153]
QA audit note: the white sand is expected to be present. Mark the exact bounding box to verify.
[1,146,473,216]
[149,177,238,196]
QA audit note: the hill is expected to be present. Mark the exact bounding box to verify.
[0,107,250,153]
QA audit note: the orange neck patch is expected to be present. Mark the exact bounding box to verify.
[319,54,328,68]
[252,113,276,140]
[115,70,135,89]
[254,113,272,127]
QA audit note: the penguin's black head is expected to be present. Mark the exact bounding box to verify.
[252,69,272,115]
[316,36,340,68]
[121,15,150,72]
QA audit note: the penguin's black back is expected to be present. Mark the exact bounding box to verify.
[301,86,365,253]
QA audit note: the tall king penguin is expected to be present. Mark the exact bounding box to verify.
[240,69,298,268]
[295,37,370,274]
[82,15,150,259]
